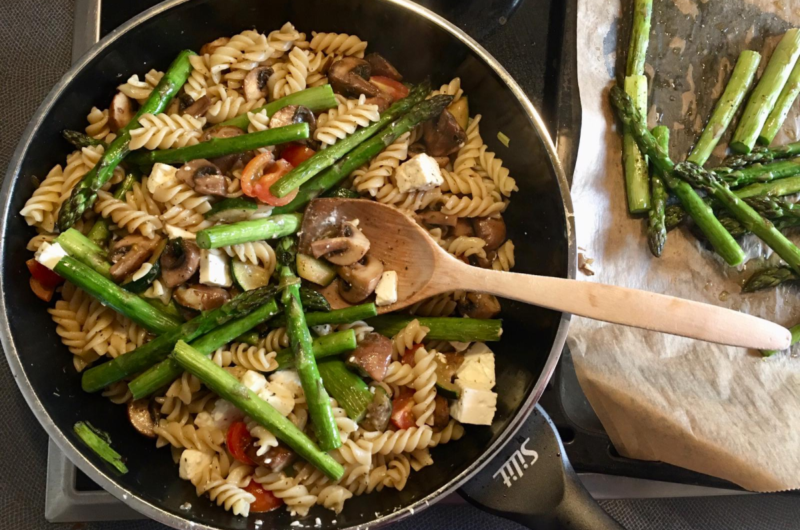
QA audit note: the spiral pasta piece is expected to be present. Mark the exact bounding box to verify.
[101,381,132,405]
[156,395,192,425]
[375,183,442,212]
[391,318,429,360]
[27,232,56,253]
[268,22,308,59]
[310,31,367,58]
[206,86,265,124]
[492,239,515,271]
[165,372,202,405]
[202,479,256,516]
[254,470,317,517]
[270,46,310,99]
[317,485,353,514]
[20,165,64,231]
[335,320,374,342]
[246,418,278,456]
[439,167,494,198]
[94,190,163,238]
[315,94,380,147]
[361,426,434,455]
[383,361,416,387]
[410,448,434,471]
[430,77,464,103]
[261,327,289,352]
[440,194,506,218]
[85,107,112,141]
[453,115,482,175]
[223,30,272,89]
[246,109,270,133]
[384,454,412,490]
[478,144,517,196]
[154,421,225,453]
[186,54,212,101]
[117,69,164,104]
[447,236,487,260]
[129,113,206,150]
[411,346,437,426]
[224,343,278,372]
[221,241,276,277]
[350,132,410,196]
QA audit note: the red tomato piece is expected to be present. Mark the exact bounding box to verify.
[370,76,410,101]
[391,387,417,430]
[244,480,284,513]
[29,277,55,302]
[401,344,423,367]
[226,421,256,465]
[241,153,298,206]
[26,258,63,290]
[280,143,316,167]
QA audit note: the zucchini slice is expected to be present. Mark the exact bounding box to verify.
[123,240,166,294]
[231,258,270,291]
[296,253,337,286]
[435,352,464,399]
[204,197,259,222]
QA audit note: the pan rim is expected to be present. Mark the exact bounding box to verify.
[0,0,577,528]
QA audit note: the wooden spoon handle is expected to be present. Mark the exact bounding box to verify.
[457,266,791,350]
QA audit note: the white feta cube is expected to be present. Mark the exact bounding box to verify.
[374,270,398,306]
[455,343,495,390]
[241,370,268,394]
[195,399,243,432]
[35,242,67,270]
[394,153,443,193]
[147,163,179,197]
[179,449,212,481]
[450,381,497,426]
[199,249,232,287]
[165,224,197,240]
[311,324,333,336]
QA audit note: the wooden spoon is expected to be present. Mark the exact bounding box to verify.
[299,199,792,351]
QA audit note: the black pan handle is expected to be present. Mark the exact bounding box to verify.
[459,405,624,530]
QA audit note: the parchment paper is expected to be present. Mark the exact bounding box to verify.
[570,0,800,492]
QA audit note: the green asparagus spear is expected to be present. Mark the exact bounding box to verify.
[74,422,128,474]
[723,142,800,168]
[272,95,453,214]
[126,124,309,166]
[674,161,800,274]
[626,0,652,76]
[264,303,378,331]
[273,330,358,370]
[688,50,761,165]
[623,75,651,214]
[748,195,800,220]
[172,341,344,481]
[742,266,799,293]
[721,157,800,188]
[664,204,687,231]
[276,237,340,451]
[649,126,669,256]
[63,130,107,149]
[217,85,338,130]
[735,175,800,199]
[760,59,800,145]
[317,360,373,422]
[269,81,432,198]
[55,229,111,279]
[762,322,800,356]
[81,286,279,392]
[195,213,303,249]
[86,171,138,245]
[731,29,800,153]
[58,50,195,231]
[128,300,280,400]
[368,316,503,342]
[610,86,746,266]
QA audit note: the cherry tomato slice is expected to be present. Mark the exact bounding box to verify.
[280,143,316,167]
[401,344,423,367]
[370,76,410,101]
[391,387,416,430]
[241,153,298,206]
[226,421,256,465]
[244,480,284,512]
[26,258,63,290]
[29,277,55,302]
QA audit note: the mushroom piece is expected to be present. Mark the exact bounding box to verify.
[174,284,231,311]
[328,57,381,98]
[408,142,427,157]
[432,395,451,432]
[365,53,403,81]
[337,255,384,304]
[457,292,501,319]
[108,92,136,132]
[127,399,159,438]
[183,95,211,118]
[360,384,393,432]
[243,66,274,102]
[416,210,458,231]
[310,220,370,266]
[364,94,393,113]
[176,159,227,197]
[245,443,296,473]
[472,217,507,251]
[268,104,316,136]
[423,110,467,157]
[108,235,161,282]
[452,218,475,238]
[160,238,201,288]
[345,332,393,381]
[200,37,229,55]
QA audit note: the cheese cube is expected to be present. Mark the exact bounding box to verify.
[241,370,268,393]
[450,381,497,425]
[199,249,232,287]
[147,163,179,197]
[375,270,398,306]
[194,399,243,432]
[35,242,67,270]
[455,343,495,390]
[394,153,443,193]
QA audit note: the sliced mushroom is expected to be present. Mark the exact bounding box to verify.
[365,53,403,81]
[472,217,507,251]
[183,95,211,118]
[364,94,393,113]
[174,284,231,311]
[417,210,457,229]
[202,125,244,142]
[200,37,229,55]
[423,110,467,157]
[360,384,392,432]
[160,238,201,288]
[108,235,161,282]
[328,57,381,98]
[176,159,227,196]
[452,218,475,238]
[338,255,384,304]
[268,105,316,136]
[310,220,370,266]
[243,66,274,102]
[432,395,451,432]
[457,292,501,319]
[108,92,135,132]
[346,332,393,381]
[127,398,158,438]
[245,443,296,472]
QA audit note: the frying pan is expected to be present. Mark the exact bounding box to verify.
[0,0,619,528]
